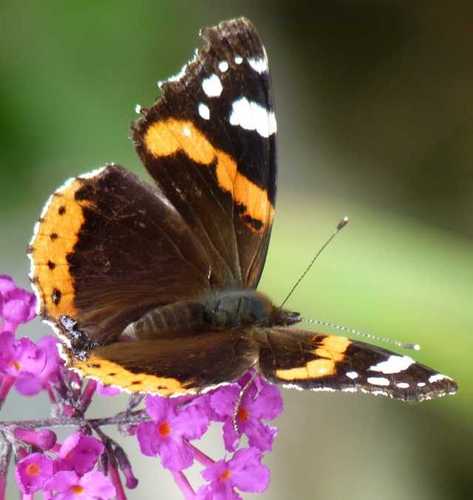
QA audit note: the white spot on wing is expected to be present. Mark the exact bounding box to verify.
[428,374,451,383]
[417,382,426,387]
[367,376,390,387]
[218,61,229,73]
[369,355,414,375]
[234,55,243,64]
[396,382,410,389]
[198,103,210,120]
[248,56,268,74]
[229,97,277,138]
[202,74,223,97]
[346,371,359,380]
[182,126,191,137]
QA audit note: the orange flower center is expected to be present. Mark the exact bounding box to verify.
[158,421,171,437]
[219,468,232,482]
[237,407,249,422]
[10,360,21,371]
[71,485,85,494]
[25,463,41,477]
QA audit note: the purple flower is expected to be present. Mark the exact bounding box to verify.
[211,374,283,452]
[45,470,116,500]
[14,336,62,395]
[15,452,54,494]
[0,335,46,390]
[197,448,270,500]
[0,275,35,333]
[57,432,105,475]
[136,395,209,471]
[37,335,62,382]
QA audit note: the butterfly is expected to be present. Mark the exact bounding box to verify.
[28,17,457,401]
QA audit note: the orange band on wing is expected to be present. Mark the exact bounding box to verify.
[315,336,350,362]
[144,119,274,231]
[276,336,351,381]
[276,358,336,380]
[29,177,92,320]
[73,354,189,395]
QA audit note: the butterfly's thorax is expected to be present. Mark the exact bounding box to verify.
[203,290,273,328]
[122,290,300,340]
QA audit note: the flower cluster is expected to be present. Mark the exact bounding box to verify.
[0,274,283,499]
[16,432,116,499]
[136,372,281,498]
[0,275,59,403]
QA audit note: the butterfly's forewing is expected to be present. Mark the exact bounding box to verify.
[257,328,457,401]
[29,165,212,344]
[133,17,276,288]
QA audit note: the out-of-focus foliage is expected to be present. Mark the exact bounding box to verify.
[0,1,471,499]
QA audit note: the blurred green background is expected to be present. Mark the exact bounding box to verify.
[1,1,472,499]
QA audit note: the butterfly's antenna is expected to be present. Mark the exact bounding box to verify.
[279,217,349,308]
[303,317,421,351]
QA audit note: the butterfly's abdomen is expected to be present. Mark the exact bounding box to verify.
[121,301,207,340]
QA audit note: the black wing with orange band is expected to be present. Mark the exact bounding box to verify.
[28,165,213,345]
[133,17,276,288]
[258,329,457,401]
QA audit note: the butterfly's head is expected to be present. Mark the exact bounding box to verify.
[271,307,301,327]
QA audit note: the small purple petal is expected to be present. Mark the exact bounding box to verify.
[229,448,270,493]
[2,289,36,326]
[96,382,121,397]
[199,448,270,498]
[79,470,116,499]
[45,469,116,500]
[222,419,239,452]
[59,432,104,475]
[44,470,78,493]
[15,374,43,396]
[145,395,175,422]
[196,482,242,500]
[210,385,240,419]
[15,452,54,494]
[36,336,62,384]
[136,422,160,457]
[0,275,16,295]
[201,460,228,483]
[10,338,46,377]
[173,404,209,440]
[159,438,195,471]
[244,419,277,452]
[250,380,283,420]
